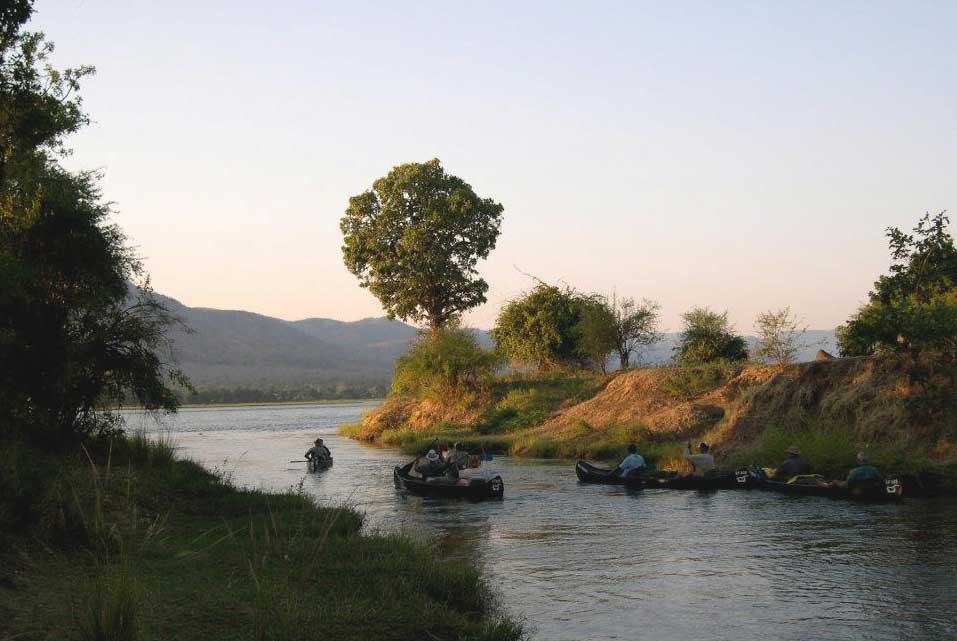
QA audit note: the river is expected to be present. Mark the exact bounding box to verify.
[122,402,957,641]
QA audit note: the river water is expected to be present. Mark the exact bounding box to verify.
[123,402,957,641]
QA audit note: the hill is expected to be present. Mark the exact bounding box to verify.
[152,290,839,392]
[153,292,419,390]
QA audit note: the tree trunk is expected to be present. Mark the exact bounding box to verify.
[619,349,630,370]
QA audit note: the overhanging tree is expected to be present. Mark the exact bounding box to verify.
[340,159,504,331]
[1,2,188,445]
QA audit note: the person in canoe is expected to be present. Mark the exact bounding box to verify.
[305,438,331,464]
[449,442,470,469]
[774,445,811,479]
[615,444,647,478]
[682,441,715,477]
[825,452,882,489]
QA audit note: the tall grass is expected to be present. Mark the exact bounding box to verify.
[77,566,145,641]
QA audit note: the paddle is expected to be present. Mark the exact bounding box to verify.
[289,459,308,463]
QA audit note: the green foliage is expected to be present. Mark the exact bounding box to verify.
[392,327,500,397]
[78,567,145,641]
[2,435,523,641]
[340,158,504,330]
[753,306,808,364]
[839,212,957,357]
[660,364,730,399]
[0,8,187,444]
[609,294,662,369]
[674,307,748,364]
[572,295,618,372]
[476,375,605,433]
[493,283,581,369]
[493,283,617,371]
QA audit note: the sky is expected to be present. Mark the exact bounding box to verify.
[31,1,956,332]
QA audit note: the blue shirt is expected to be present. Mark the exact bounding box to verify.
[619,453,646,474]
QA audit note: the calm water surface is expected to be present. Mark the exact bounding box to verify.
[124,403,957,641]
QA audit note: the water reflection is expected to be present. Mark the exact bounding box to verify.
[124,404,957,641]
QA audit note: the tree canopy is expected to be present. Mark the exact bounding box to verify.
[492,283,618,372]
[838,212,957,358]
[674,307,748,364]
[340,159,504,330]
[1,3,187,445]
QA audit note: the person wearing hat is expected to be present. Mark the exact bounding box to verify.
[682,441,715,477]
[414,449,446,480]
[304,438,331,464]
[774,445,811,480]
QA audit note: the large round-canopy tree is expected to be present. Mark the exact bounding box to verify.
[340,159,504,331]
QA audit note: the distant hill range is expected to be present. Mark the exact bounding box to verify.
[154,292,838,390]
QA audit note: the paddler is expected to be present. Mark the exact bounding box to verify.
[305,438,331,464]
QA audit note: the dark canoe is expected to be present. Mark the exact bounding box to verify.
[756,477,903,502]
[643,470,752,491]
[393,462,504,501]
[575,460,644,488]
[576,461,754,490]
[307,457,333,472]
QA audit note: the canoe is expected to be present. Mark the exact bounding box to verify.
[575,460,644,488]
[393,462,504,501]
[576,460,754,490]
[643,470,751,491]
[756,477,903,502]
[307,457,333,472]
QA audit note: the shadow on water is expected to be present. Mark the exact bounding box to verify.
[124,403,957,641]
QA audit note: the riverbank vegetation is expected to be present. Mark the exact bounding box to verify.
[343,207,957,488]
[0,434,523,641]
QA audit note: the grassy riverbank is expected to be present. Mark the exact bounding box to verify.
[342,356,957,487]
[0,434,522,641]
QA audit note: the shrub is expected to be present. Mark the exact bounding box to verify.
[392,327,499,397]
[674,307,748,364]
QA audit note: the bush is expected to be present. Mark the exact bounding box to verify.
[392,327,500,397]
[674,307,748,364]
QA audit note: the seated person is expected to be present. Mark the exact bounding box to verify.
[616,444,647,477]
[414,450,446,479]
[449,442,470,469]
[304,438,331,463]
[829,452,881,489]
[775,445,811,479]
[682,441,715,477]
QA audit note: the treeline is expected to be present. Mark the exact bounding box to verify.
[182,383,387,405]
[339,160,956,399]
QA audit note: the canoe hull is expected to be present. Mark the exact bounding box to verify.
[307,458,333,473]
[394,463,504,501]
[756,478,903,502]
[576,460,754,490]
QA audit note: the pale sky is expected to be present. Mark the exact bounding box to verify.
[34,1,956,332]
